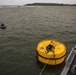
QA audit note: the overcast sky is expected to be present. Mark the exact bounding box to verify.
[0,0,76,5]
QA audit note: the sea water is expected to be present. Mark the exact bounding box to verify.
[0,6,76,75]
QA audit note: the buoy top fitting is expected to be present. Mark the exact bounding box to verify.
[1,23,5,26]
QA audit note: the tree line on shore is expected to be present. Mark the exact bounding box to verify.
[25,3,76,6]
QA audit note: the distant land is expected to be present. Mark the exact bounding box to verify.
[25,3,76,6]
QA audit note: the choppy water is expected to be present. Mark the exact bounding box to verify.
[0,6,76,75]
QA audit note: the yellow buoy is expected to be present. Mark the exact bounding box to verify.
[36,40,66,65]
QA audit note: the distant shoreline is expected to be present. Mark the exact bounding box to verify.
[0,3,76,8]
[25,3,76,6]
